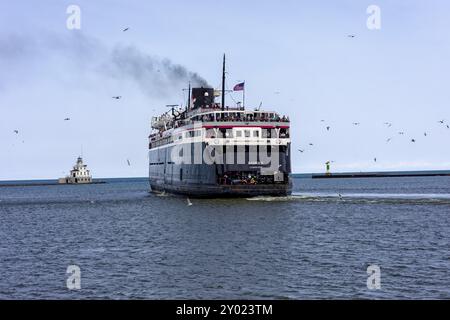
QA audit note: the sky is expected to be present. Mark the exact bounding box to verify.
[1,0,450,180]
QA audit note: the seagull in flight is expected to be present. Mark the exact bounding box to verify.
[186,198,193,206]
[384,122,393,127]
[348,35,356,38]
[122,27,129,32]
[309,143,314,146]
[411,139,416,143]
[112,96,122,100]
[127,159,131,166]
[64,118,70,121]
[13,130,19,134]
[298,149,304,153]
[352,122,360,126]
[438,120,445,124]
[326,126,330,131]
[386,138,392,143]
[424,132,427,136]
[398,132,405,135]
[374,157,377,162]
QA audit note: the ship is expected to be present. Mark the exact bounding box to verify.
[58,156,93,184]
[148,56,292,197]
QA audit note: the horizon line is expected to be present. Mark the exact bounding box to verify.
[2,169,450,183]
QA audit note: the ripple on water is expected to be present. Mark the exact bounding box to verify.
[1,177,450,299]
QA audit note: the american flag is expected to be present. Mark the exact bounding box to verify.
[233,82,245,91]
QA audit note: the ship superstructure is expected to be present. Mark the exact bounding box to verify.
[148,56,291,197]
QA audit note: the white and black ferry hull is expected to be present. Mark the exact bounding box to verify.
[150,179,292,198]
[149,142,292,198]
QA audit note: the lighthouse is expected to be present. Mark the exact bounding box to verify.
[325,161,331,176]
[58,157,93,184]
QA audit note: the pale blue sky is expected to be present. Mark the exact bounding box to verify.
[1,0,450,180]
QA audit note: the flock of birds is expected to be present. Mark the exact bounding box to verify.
[10,27,134,166]
[9,30,448,206]
[297,119,450,164]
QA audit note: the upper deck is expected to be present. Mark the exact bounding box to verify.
[149,86,290,146]
[150,109,289,138]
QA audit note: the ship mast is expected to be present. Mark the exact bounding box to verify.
[182,82,192,112]
[187,82,191,111]
[221,54,226,115]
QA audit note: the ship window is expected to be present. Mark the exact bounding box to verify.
[262,129,272,138]
[262,129,268,138]
[236,131,242,138]
[280,128,289,138]
[244,130,250,138]
[206,129,215,138]
[253,130,259,138]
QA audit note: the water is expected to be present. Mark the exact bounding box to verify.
[1,176,450,299]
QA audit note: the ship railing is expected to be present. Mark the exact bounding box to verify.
[150,118,290,136]
[173,118,290,127]
[213,117,290,123]
[187,111,289,122]
[206,137,290,145]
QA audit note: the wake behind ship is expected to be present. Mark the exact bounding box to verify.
[148,56,292,197]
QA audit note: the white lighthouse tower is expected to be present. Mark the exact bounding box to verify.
[59,157,93,184]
